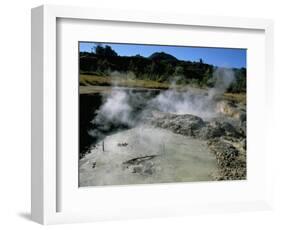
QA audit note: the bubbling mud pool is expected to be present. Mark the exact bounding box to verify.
[79,126,219,187]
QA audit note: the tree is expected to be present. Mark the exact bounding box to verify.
[95,45,118,57]
[104,45,118,56]
[95,45,104,56]
[174,66,184,76]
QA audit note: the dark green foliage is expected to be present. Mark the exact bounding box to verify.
[149,52,178,61]
[95,45,118,57]
[80,45,246,92]
[228,68,247,93]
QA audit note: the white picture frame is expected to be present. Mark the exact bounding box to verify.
[31,4,274,225]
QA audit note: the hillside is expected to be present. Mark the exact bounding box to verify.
[79,45,246,93]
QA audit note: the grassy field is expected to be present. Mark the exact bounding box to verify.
[80,74,170,90]
[223,92,246,104]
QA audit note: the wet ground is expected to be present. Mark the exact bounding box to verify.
[79,126,218,186]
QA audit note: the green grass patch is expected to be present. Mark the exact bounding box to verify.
[223,92,246,104]
[80,74,170,89]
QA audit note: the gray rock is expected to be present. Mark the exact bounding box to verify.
[220,122,241,138]
[239,112,246,123]
[240,121,247,137]
[241,139,246,150]
[147,111,206,137]
[208,139,246,180]
[199,121,225,139]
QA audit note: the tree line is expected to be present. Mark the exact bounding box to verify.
[80,45,246,92]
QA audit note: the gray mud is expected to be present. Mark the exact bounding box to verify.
[79,126,218,186]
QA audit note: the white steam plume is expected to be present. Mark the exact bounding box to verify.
[95,90,133,126]
[208,67,235,99]
[91,67,236,137]
[151,67,236,119]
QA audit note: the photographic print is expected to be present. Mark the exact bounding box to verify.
[79,42,246,187]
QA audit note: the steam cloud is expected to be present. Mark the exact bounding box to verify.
[90,68,235,139]
[208,67,235,99]
[152,67,235,119]
[97,90,133,126]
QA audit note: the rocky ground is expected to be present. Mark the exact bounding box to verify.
[143,100,246,180]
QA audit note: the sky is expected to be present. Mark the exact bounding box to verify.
[80,42,246,68]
